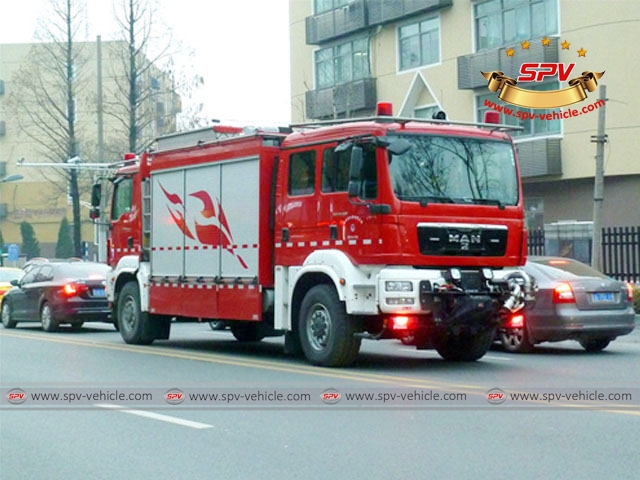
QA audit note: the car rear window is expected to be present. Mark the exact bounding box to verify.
[529,258,608,279]
[53,263,111,280]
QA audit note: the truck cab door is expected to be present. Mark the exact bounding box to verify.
[109,175,139,264]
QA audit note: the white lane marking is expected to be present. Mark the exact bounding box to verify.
[96,403,213,429]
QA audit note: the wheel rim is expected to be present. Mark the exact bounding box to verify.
[502,328,524,349]
[2,304,10,326]
[41,305,52,329]
[121,295,137,331]
[306,303,332,352]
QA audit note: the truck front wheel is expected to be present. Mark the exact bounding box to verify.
[299,285,361,367]
[118,281,154,345]
[433,326,495,362]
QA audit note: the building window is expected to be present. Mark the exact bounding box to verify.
[474,0,558,51]
[399,17,440,71]
[315,38,370,89]
[525,197,544,230]
[314,0,349,14]
[476,82,561,137]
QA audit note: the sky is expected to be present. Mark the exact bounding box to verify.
[0,0,292,126]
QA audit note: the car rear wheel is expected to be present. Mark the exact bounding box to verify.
[209,320,227,331]
[579,337,611,352]
[41,302,58,332]
[230,323,265,342]
[499,326,533,353]
[1,302,17,329]
[434,327,496,361]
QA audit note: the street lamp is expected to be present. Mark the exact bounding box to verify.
[0,174,24,184]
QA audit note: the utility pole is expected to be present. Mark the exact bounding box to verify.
[591,85,607,271]
[96,36,107,262]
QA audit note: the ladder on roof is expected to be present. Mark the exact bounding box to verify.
[155,125,245,152]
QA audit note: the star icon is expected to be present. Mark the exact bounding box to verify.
[541,37,551,46]
[561,39,570,50]
[506,48,515,57]
[521,40,530,50]
[578,47,587,57]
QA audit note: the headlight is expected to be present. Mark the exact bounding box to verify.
[385,281,413,292]
[386,297,415,306]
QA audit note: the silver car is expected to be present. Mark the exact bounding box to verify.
[499,256,636,352]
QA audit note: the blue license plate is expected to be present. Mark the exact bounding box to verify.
[591,292,614,303]
[92,288,106,297]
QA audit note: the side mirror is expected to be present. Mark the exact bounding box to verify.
[90,183,101,208]
[10,279,19,287]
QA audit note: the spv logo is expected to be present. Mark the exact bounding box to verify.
[6,388,27,405]
[517,63,576,82]
[165,388,185,405]
[486,388,506,405]
[321,388,341,405]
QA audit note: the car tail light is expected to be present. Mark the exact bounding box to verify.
[62,283,89,297]
[626,283,634,303]
[553,283,575,303]
[505,314,525,329]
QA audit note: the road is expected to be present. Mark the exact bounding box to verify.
[1,320,639,480]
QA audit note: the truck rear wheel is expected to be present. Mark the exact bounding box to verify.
[299,285,361,367]
[118,281,154,345]
[433,327,495,362]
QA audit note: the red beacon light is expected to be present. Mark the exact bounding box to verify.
[377,102,393,116]
[123,152,137,161]
[484,111,501,124]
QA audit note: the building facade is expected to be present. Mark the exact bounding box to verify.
[289,0,640,230]
[0,40,180,258]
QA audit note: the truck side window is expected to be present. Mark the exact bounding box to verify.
[289,151,316,196]
[321,147,349,193]
[111,177,133,220]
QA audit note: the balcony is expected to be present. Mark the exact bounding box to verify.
[305,0,452,45]
[306,0,367,45]
[516,138,562,178]
[305,78,377,119]
[367,0,452,26]
[458,39,559,90]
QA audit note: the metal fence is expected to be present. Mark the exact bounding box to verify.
[528,226,640,283]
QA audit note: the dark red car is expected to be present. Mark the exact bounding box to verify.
[1,261,112,331]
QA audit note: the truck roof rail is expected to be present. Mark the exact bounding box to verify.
[290,116,523,132]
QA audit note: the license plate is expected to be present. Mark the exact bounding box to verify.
[591,292,614,303]
[92,288,106,297]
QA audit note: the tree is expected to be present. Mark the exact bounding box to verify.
[7,0,90,258]
[55,217,75,258]
[20,222,41,259]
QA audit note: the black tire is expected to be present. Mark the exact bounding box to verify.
[499,326,534,353]
[1,301,17,329]
[434,327,496,362]
[579,337,611,352]
[298,284,361,367]
[209,320,227,331]
[118,281,154,345]
[40,302,59,332]
[230,323,265,342]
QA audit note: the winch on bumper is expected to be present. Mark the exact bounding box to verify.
[375,266,535,347]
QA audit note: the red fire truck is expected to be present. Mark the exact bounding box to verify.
[91,103,534,366]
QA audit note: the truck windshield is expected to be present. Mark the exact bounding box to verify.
[388,135,518,207]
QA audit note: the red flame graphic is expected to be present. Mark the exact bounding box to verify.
[159,183,247,269]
